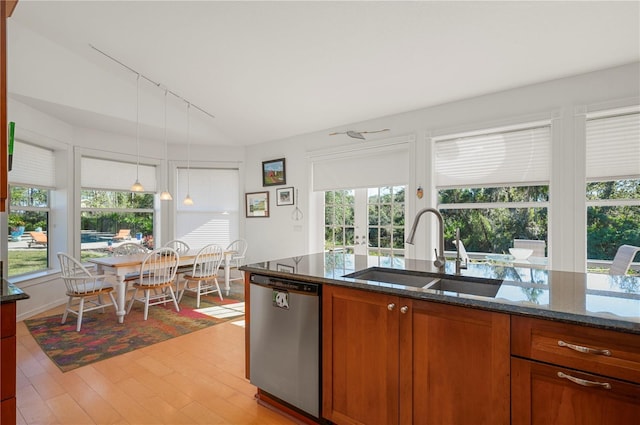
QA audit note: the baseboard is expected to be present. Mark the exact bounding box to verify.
[17,298,66,321]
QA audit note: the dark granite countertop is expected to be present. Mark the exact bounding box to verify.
[241,252,640,335]
[0,279,30,303]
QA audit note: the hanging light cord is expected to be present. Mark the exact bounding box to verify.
[164,90,168,154]
[135,74,140,181]
[187,103,191,190]
[159,88,173,200]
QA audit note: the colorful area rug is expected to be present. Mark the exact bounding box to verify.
[24,285,244,372]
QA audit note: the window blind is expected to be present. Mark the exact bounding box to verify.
[81,157,157,192]
[586,112,640,181]
[435,125,550,189]
[176,168,240,250]
[311,144,409,191]
[9,140,56,188]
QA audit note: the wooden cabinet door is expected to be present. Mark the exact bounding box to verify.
[403,300,510,425]
[512,357,640,425]
[322,286,400,425]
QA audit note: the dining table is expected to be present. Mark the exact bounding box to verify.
[88,248,237,323]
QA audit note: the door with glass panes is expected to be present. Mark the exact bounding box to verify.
[324,186,406,258]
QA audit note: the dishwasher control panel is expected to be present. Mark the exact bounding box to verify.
[250,274,320,296]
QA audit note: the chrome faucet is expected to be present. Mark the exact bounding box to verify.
[406,207,446,270]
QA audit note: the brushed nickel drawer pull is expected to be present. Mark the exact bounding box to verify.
[400,306,409,314]
[558,340,611,356]
[387,303,395,311]
[557,371,611,390]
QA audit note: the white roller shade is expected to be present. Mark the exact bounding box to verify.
[9,140,56,188]
[176,168,240,250]
[176,168,239,212]
[586,112,640,181]
[435,125,550,189]
[312,144,409,191]
[81,157,157,192]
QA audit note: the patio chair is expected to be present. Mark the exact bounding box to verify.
[609,245,640,275]
[127,247,180,320]
[513,239,546,258]
[112,229,132,241]
[27,231,48,248]
[57,252,117,331]
[180,243,225,307]
[452,239,470,264]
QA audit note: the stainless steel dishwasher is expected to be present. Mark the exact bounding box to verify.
[249,274,320,418]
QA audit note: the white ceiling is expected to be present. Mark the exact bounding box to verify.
[9,0,640,147]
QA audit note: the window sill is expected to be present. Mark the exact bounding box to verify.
[8,269,61,288]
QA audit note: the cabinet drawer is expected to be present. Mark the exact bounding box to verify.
[512,357,640,425]
[511,316,640,383]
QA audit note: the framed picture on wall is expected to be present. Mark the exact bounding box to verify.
[262,158,286,186]
[276,187,294,206]
[245,191,270,217]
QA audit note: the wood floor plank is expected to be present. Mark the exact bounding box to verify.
[16,304,296,425]
[46,393,95,424]
[179,400,228,424]
[24,371,67,401]
[15,384,58,424]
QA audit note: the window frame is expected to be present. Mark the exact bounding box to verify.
[433,121,551,259]
[7,184,52,277]
[585,107,640,270]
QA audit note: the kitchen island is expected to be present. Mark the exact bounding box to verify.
[241,252,640,425]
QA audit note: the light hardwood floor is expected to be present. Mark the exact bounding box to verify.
[15,307,295,425]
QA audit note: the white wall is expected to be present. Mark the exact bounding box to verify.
[6,99,245,320]
[243,62,640,271]
[5,22,639,318]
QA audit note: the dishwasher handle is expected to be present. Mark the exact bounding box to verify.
[250,274,320,296]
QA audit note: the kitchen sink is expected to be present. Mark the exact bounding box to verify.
[343,268,442,288]
[343,267,503,297]
[422,278,502,298]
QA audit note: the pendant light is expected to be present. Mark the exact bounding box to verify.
[159,89,173,201]
[130,73,144,192]
[183,102,194,206]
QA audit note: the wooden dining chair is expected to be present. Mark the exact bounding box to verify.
[57,252,117,331]
[225,239,248,284]
[180,243,225,307]
[126,247,180,320]
[113,242,148,256]
[112,242,149,291]
[163,239,190,253]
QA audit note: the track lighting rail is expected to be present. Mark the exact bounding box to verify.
[89,44,216,120]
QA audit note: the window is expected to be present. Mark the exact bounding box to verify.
[324,186,407,259]
[324,190,355,253]
[175,168,240,249]
[586,109,640,270]
[368,186,405,257]
[311,138,411,257]
[8,186,50,276]
[7,141,56,276]
[80,157,157,261]
[435,123,550,257]
[80,190,155,261]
